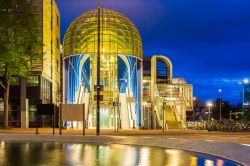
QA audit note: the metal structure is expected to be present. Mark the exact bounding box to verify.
[63,8,143,130]
[143,55,193,130]
[62,6,192,131]
[218,89,222,121]
[96,0,101,135]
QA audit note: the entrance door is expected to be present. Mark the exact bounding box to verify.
[100,108,109,128]
[91,107,114,128]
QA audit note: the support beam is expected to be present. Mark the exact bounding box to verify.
[96,0,101,136]
[20,77,29,128]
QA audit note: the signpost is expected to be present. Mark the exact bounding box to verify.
[61,104,85,135]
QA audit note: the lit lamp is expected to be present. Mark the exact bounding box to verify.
[207,102,213,121]
[243,78,249,84]
[218,89,222,121]
[193,97,197,121]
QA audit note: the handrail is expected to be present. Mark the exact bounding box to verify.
[154,82,190,129]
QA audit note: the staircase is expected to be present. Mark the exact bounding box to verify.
[153,84,186,130]
[165,105,181,129]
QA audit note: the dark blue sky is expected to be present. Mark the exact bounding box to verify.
[56,0,250,104]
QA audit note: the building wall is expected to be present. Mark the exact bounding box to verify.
[30,0,43,72]
[39,0,60,104]
[51,1,60,104]
[42,0,52,79]
[0,0,60,128]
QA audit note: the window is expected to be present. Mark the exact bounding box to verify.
[56,38,59,49]
[27,0,33,4]
[27,76,39,87]
[56,60,59,72]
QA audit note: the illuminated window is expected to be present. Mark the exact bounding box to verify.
[63,8,143,58]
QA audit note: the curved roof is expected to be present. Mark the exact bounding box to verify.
[63,8,143,58]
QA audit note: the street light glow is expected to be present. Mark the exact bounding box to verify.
[207,101,213,121]
[207,102,213,107]
[243,78,249,84]
[218,89,222,93]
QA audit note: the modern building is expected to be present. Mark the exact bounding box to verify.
[63,8,193,130]
[142,56,193,129]
[243,82,250,111]
[0,0,60,128]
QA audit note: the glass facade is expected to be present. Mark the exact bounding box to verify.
[63,8,142,58]
[63,8,143,129]
[243,84,250,107]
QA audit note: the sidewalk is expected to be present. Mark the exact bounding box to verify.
[0,128,250,144]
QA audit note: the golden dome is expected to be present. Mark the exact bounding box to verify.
[63,8,143,58]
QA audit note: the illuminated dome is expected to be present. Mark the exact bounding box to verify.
[63,8,143,58]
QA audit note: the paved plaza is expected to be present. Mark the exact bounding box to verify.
[0,129,250,144]
[0,129,250,165]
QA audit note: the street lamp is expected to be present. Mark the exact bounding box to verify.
[207,102,213,121]
[242,78,249,121]
[243,78,249,84]
[218,89,222,121]
[192,97,196,121]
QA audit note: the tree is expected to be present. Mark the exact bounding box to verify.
[0,0,42,128]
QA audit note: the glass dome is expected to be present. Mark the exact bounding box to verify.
[63,8,143,58]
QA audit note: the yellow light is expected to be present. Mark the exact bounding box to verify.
[207,102,213,107]
[190,156,197,166]
[102,48,106,52]
[166,97,177,101]
[110,56,114,62]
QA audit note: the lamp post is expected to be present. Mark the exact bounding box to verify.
[218,89,222,121]
[96,0,101,136]
[207,102,213,121]
[242,79,249,121]
[193,97,196,121]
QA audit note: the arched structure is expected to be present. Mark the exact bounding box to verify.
[141,55,193,130]
[150,55,173,101]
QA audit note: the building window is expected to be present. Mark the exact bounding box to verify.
[56,60,59,72]
[27,0,33,4]
[41,77,52,102]
[27,76,40,87]
[57,38,59,49]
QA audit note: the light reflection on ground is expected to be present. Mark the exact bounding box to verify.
[0,142,240,166]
